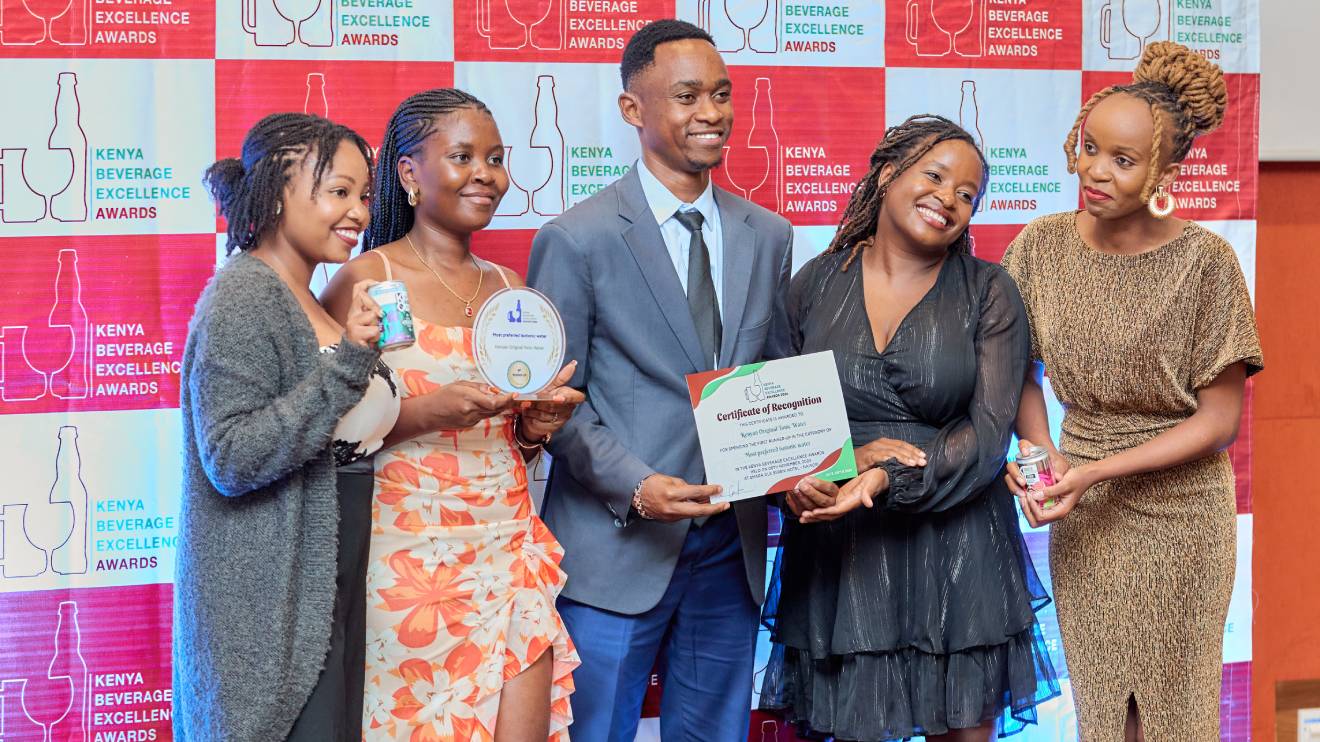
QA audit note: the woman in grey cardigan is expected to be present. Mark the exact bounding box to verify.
[174,112,395,741]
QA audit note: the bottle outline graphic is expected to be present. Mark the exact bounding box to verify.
[528,75,564,216]
[700,0,780,54]
[475,0,565,51]
[498,75,565,219]
[47,249,90,399]
[1100,0,1166,61]
[720,77,781,213]
[48,426,89,575]
[953,0,987,57]
[958,80,985,152]
[48,72,88,222]
[0,72,89,225]
[304,72,328,118]
[0,249,94,407]
[0,0,90,46]
[0,601,91,740]
[43,601,90,742]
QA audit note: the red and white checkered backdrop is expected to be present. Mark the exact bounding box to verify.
[0,0,1258,739]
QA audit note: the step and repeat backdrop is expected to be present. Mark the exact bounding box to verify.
[0,0,1257,739]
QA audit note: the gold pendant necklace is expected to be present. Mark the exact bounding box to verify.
[405,233,484,317]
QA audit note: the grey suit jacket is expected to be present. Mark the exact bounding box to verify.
[527,167,794,615]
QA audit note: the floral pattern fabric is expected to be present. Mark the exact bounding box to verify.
[363,318,577,742]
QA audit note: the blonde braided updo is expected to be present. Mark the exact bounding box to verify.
[1063,41,1228,202]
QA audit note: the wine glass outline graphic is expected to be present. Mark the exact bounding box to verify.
[0,0,88,45]
[505,145,553,216]
[722,0,769,53]
[928,0,974,53]
[504,0,554,50]
[272,0,332,47]
[18,0,70,45]
[1100,0,1166,60]
[1121,0,1163,58]
[19,654,74,742]
[20,145,74,224]
[476,0,565,51]
[700,0,779,54]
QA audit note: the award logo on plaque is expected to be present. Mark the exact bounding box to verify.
[472,287,566,399]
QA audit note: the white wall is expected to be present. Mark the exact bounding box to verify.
[1260,1,1320,160]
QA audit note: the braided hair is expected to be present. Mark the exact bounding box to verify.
[825,114,988,270]
[1064,41,1228,202]
[365,88,493,250]
[204,112,372,255]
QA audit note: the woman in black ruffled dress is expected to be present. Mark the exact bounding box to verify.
[759,115,1058,742]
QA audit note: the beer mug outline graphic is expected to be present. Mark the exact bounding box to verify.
[242,0,334,47]
[1099,0,1166,61]
[905,0,988,58]
[0,0,91,46]
[0,71,89,225]
[475,0,565,51]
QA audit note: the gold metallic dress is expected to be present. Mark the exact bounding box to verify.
[1002,212,1263,741]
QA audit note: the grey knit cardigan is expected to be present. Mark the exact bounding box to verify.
[173,252,379,741]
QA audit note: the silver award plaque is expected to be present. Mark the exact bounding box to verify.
[472,287,567,399]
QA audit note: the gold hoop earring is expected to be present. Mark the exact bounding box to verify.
[407,188,419,207]
[1147,184,1175,218]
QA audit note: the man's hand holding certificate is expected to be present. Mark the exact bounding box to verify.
[686,351,857,503]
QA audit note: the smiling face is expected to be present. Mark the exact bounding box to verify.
[874,138,984,254]
[620,37,733,177]
[276,140,371,264]
[398,106,510,238]
[1075,92,1179,219]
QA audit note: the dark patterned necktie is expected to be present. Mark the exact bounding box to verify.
[673,208,721,369]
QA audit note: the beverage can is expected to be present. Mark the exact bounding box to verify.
[367,280,416,352]
[1017,445,1057,510]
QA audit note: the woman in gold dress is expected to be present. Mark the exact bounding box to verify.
[1001,42,1263,741]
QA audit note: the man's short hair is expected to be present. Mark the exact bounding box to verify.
[620,19,716,90]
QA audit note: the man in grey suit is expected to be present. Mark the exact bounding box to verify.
[526,18,793,742]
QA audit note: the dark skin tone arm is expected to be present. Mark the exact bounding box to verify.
[1007,362,1247,526]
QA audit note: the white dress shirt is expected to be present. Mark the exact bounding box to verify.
[634,158,724,316]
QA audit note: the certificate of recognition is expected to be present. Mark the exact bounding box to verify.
[472,287,566,400]
[686,351,856,503]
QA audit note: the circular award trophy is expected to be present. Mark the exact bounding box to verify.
[472,287,566,399]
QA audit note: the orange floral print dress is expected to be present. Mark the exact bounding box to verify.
[362,309,578,742]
